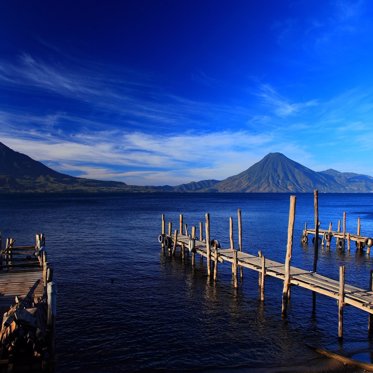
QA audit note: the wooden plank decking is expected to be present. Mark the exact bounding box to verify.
[174,234,373,314]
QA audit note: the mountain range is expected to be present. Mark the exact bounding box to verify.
[1,141,373,193]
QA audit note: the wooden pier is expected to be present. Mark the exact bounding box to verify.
[159,195,373,340]
[302,212,373,252]
[0,233,56,372]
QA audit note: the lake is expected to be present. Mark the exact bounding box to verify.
[1,192,373,372]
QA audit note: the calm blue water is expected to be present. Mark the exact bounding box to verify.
[1,193,373,372]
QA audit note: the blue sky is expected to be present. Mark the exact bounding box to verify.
[1,0,373,185]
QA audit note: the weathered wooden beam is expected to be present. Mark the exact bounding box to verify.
[238,208,243,279]
[205,213,211,277]
[282,195,296,318]
[179,214,183,236]
[260,255,266,302]
[338,265,345,339]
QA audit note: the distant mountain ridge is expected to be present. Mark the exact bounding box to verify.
[1,141,373,193]
[0,142,155,193]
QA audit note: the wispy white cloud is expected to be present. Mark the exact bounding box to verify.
[255,84,318,117]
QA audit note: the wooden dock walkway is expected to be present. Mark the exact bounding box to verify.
[159,195,373,340]
[0,234,56,372]
[301,213,373,251]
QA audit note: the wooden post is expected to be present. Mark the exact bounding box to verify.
[313,190,319,273]
[179,214,183,236]
[357,217,361,236]
[161,214,165,235]
[181,243,185,260]
[232,249,238,288]
[199,222,203,242]
[368,270,373,338]
[238,209,243,279]
[260,255,266,302]
[161,215,166,253]
[47,281,57,352]
[229,217,234,249]
[168,222,172,236]
[347,233,351,251]
[172,230,178,256]
[191,226,196,267]
[205,213,211,277]
[213,246,218,281]
[281,195,296,318]
[338,265,345,339]
[343,212,347,240]
[338,220,341,233]
[184,224,188,236]
[258,250,262,286]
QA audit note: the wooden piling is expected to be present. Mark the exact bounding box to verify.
[47,281,56,355]
[184,224,188,236]
[238,209,243,279]
[168,222,172,236]
[258,250,262,286]
[338,220,341,233]
[229,217,235,277]
[232,249,238,288]
[338,265,345,339]
[347,233,351,251]
[313,190,319,273]
[368,270,373,338]
[199,222,203,242]
[229,217,234,249]
[161,214,165,235]
[205,213,211,277]
[343,212,347,240]
[260,255,266,301]
[281,195,296,318]
[191,226,196,267]
[172,230,178,256]
[179,214,183,236]
[213,246,218,281]
[357,217,361,236]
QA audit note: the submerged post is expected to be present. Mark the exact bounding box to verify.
[205,213,211,277]
[281,195,296,318]
[338,265,345,339]
[238,209,243,279]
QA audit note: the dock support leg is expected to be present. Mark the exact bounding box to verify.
[172,230,178,256]
[161,214,166,254]
[213,248,218,281]
[205,213,211,277]
[338,265,345,339]
[237,209,243,280]
[232,249,238,288]
[282,195,296,318]
[260,255,266,301]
